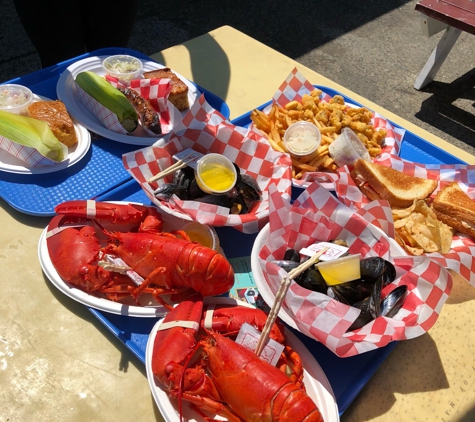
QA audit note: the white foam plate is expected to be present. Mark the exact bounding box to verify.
[37,202,209,318]
[145,297,339,422]
[56,56,200,146]
[250,223,407,329]
[0,95,91,174]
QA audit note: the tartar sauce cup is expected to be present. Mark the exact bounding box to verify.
[102,55,143,82]
[0,84,34,115]
[283,121,321,157]
[195,153,237,195]
[328,127,371,168]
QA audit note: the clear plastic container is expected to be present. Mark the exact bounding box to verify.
[102,55,143,82]
[328,127,371,167]
[283,121,321,157]
[195,153,237,195]
[182,221,220,251]
[316,253,361,286]
[0,84,34,115]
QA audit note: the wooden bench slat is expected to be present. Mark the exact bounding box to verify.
[416,1,475,36]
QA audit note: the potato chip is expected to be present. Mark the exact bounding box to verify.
[392,199,454,255]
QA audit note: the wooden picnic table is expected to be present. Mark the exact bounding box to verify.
[414,0,475,89]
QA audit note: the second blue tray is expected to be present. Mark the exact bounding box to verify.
[1,48,230,217]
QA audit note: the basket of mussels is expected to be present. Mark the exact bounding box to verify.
[251,182,452,357]
[122,95,293,234]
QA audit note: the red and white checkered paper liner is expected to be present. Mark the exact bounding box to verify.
[0,134,64,167]
[257,183,452,357]
[76,76,175,137]
[335,154,475,287]
[122,94,292,233]
[249,68,405,190]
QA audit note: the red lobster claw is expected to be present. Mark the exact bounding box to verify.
[54,200,163,231]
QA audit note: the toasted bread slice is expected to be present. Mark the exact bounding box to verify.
[27,100,78,146]
[432,182,475,239]
[353,159,437,208]
[143,68,189,111]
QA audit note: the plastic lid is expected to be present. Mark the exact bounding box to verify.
[0,84,34,115]
[195,153,237,195]
[283,121,321,157]
[102,55,143,82]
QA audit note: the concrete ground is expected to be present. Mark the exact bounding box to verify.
[1,0,474,155]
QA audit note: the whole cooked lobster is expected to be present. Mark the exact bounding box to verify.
[152,299,324,421]
[46,200,235,307]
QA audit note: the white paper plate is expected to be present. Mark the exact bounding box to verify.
[0,95,91,174]
[37,202,209,318]
[145,297,339,422]
[56,56,200,146]
[250,223,407,329]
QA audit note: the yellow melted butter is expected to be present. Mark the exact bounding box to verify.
[199,163,235,191]
[185,230,212,248]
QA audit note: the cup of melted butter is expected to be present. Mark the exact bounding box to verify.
[182,221,220,251]
[283,121,321,157]
[195,153,237,195]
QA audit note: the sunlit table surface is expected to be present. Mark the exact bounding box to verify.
[2,25,475,422]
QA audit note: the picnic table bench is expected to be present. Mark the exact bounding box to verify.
[414,0,475,89]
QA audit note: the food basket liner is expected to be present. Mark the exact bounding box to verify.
[257,182,452,357]
[0,134,64,167]
[335,154,475,286]
[250,68,406,189]
[76,76,181,137]
[122,94,292,234]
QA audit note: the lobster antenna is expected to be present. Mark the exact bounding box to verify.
[255,247,329,357]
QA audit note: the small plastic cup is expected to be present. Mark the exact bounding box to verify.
[328,127,371,167]
[195,154,237,195]
[0,84,34,115]
[283,121,321,157]
[102,55,143,82]
[182,221,220,251]
[316,254,361,286]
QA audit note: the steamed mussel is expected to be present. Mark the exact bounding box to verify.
[272,249,407,331]
[154,163,261,214]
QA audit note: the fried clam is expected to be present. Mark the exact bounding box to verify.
[153,163,261,214]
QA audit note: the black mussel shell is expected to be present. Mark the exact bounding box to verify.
[327,286,351,305]
[172,166,195,186]
[346,274,383,332]
[188,178,206,199]
[154,183,190,201]
[381,285,407,318]
[235,175,262,202]
[271,260,300,273]
[328,279,374,306]
[194,194,233,208]
[283,248,300,263]
[295,268,327,294]
[229,195,248,214]
[360,257,396,286]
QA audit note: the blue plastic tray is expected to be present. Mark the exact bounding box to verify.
[0,48,230,216]
[86,87,469,417]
